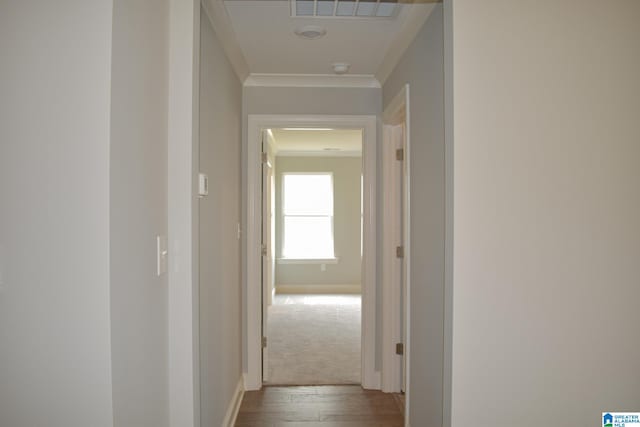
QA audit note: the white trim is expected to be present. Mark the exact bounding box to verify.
[243,73,381,88]
[222,377,245,427]
[275,284,361,294]
[376,5,436,85]
[404,86,412,427]
[246,114,378,391]
[201,0,250,81]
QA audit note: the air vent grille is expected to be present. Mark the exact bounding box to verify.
[291,0,399,18]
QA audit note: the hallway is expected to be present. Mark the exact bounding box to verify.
[3,1,640,427]
[235,386,404,427]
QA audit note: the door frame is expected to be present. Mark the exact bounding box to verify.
[381,84,411,421]
[245,114,378,391]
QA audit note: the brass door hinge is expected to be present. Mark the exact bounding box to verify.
[396,343,404,355]
[396,246,404,258]
[262,336,267,348]
[396,148,404,161]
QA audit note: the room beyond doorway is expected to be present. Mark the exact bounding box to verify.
[267,294,361,385]
[263,126,363,386]
[245,114,378,391]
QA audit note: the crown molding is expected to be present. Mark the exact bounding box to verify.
[243,73,381,89]
[202,0,250,82]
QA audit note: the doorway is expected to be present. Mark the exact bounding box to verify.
[245,115,377,391]
[263,128,363,385]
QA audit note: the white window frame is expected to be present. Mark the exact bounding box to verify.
[279,172,337,262]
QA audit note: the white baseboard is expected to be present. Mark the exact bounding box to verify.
[243,372,261,391]
[275,284,361,294]
[362,370,381,391]
[222,377,244,427]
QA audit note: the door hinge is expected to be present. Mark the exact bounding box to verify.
[396,343,404,355]
[396,148,404,161]
[261,152,268,164]
[262,336,267,348]
[261,244,267,256]
[396,245,404,258]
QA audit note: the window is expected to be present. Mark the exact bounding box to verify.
[282,173,335,259]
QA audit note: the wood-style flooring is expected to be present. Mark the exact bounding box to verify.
[235,385,404,427]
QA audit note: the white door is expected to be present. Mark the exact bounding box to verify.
[261,130,274,382]
[399,123,408,393]
[381,123,405,393]
[392,123,407,393]
[382,84,410,399]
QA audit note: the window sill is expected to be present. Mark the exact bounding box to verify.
[277,257,339,265]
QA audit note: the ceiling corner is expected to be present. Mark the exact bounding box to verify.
[375,4,437,86]
[202,0,250,82]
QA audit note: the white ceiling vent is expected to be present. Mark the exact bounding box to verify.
[291,0,400,18]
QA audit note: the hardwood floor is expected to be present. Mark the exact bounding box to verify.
[235,385,404,427]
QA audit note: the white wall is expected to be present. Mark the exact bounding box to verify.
[382,6,446,426]
[242,86,382,370]
[199,9,243,426]
[109,0,169,426]
[450,1,640,425]
[275,156,362,287]
[0,1,115,426]
[243,87,382,118]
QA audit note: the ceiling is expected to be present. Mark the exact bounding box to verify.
[216,0,437,81]
[270,128,362,156]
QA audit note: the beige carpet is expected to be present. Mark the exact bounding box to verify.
[266,294,361,385]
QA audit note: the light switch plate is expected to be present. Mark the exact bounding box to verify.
[157,235,168,276]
